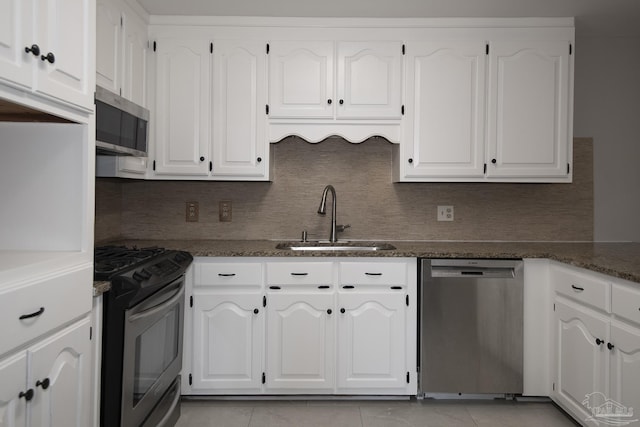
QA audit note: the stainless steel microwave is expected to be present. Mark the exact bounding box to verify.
[95,86,149,157]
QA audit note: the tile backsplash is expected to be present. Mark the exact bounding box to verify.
[95,137,593,244]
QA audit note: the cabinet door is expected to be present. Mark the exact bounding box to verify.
[154,39,210,176]
[192,294,263,391]
[336,42,403,119]
[28,317,91,427]
[96,0,122,94]
[35,0,93,109]
[555,301,608,420]
[211,40,267,178]
[268,41,334,118]
[122,10,148,107]
[487,40,571,178]
[404,41,486,178]
[337,291,406,391]
[266,292,334,390]
[609,322,640,421]
[0,0,33,89]
[0,352,27,427]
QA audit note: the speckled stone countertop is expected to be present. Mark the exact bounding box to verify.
[104,240,640,284]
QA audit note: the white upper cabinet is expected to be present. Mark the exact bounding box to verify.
[153,38,211,176]
[486,40,572,179]
[211,40,268,179]
[96,0,121,94]
[122,10,148,107]
[0,0,94,111]
[268,41,402,120]
[403,41,486,178]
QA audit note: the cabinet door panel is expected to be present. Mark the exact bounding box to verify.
[337,42,402,119]
[609,322,640,420]
[266,293,334,390]
[212,40,266,177]
[192,294,263,391]
[0,0,33,89]
[487,41,570,178]
[122,11,147,107]
[337,292,406,390]
[29,318,91,427]
[555,301,608,419]
[36,0,93,108]
[0,352,27,427]
[154,39,210,175]
[404,41,486,178]
[268,41,334,118]
[96,0,121,94]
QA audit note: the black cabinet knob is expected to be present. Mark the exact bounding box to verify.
[491,158,497,164]
[339,99,344,105]
[340,308,345,314]
[257,157,262,163]
[327,99,332,105]
[253,308,259,314]
[199,156,205,162]
[25,44,40,56]
[408,158,413,164]
[36,378,50,390]
[40,52,55,64]
[327,309,332,315]
[596,338,604,345]
[607,342,615,350]
[19,389,34,401]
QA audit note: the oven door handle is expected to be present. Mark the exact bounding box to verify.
[128,280,184,321]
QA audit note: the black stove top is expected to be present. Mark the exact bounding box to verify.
[94,246,168,279]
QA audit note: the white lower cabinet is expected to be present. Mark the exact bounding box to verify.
[0,316,92,427]
[183,257,417,396]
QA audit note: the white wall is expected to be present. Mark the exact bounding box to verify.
[573,35,640,242]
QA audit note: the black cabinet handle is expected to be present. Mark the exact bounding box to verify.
[269,286,281,290]
[19,307,45,320]
[608,342,615,351]
[327,99,332,105]
[327,309,332,315]
[257,157,262,163]
[596,338,604,345]
[290,272,308,276]
[318,285,330,289]
[40,52,55,63]
[340,308,346,314]
[199,156,205,162]
[25,44,40,56]
[218,273,236,277]
[253,308,259,314]
[571,285,584,292]
[491,158,497,164]
[343,285,355,289]
[365,272,382,276]
[339,99,344,105]
[36,378,50,390]
[19,389,34,401]
[408,158,413,164]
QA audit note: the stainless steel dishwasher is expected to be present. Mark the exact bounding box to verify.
[420,259,524,397]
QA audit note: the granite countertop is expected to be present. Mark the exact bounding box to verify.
[106,239,640,284]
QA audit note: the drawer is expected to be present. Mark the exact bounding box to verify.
[0,265,92,357]
[552,264,610,312]
[196,262,262,287]
[266,262,333,285]
[612,283,640,326]
[340,262,407,286]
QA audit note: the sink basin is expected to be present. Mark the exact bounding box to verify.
[275,241,396,251]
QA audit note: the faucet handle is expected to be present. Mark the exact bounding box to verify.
[336,224,351,233]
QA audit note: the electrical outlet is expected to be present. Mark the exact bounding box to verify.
[186,202,199,222]
[437,205,454,221]
[219,200,232,222]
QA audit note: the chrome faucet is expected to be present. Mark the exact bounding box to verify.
[317,185,338,242]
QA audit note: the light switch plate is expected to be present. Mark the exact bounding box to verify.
[437,205,454,221]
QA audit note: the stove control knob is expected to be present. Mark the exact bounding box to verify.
[132,271,146,283]
[140,269,152,279]
[174,252,188,262]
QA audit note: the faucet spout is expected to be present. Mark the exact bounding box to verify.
[317,185,338,243]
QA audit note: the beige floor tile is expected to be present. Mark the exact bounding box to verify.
[248,405,363,427]
[360,400,478,427]
[464,401,578,427]
[175,401,253,427]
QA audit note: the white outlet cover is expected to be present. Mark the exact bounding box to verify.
[437,205,454,221]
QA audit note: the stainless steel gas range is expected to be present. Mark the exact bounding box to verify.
[95,246,193,427]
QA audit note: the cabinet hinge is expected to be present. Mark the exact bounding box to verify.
[120,16,123,27]
[486,44,489,55]
[153,41,157,52]
[89,326,92,340]
[190,295,193,307]
[406,295,409,307]
[552,382,555,391]
[569,44,572,55]
[406,372,410,383]
[402,44,405,55]
[210,42,213,54]
[401,105,405,115]
[263,295,266,307]
[152,160,156,171]
[567,163,570,174]
[484,163,487,174]
[266,104,269,115]
[266,43,270,54]
[262,372,266,384]
[189,374,192,386]
[209,161,213,172]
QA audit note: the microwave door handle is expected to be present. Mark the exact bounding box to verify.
[128,282,184,322]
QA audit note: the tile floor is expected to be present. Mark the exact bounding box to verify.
[175,398,580,427]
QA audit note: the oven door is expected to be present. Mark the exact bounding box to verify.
[121,276,185,427]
